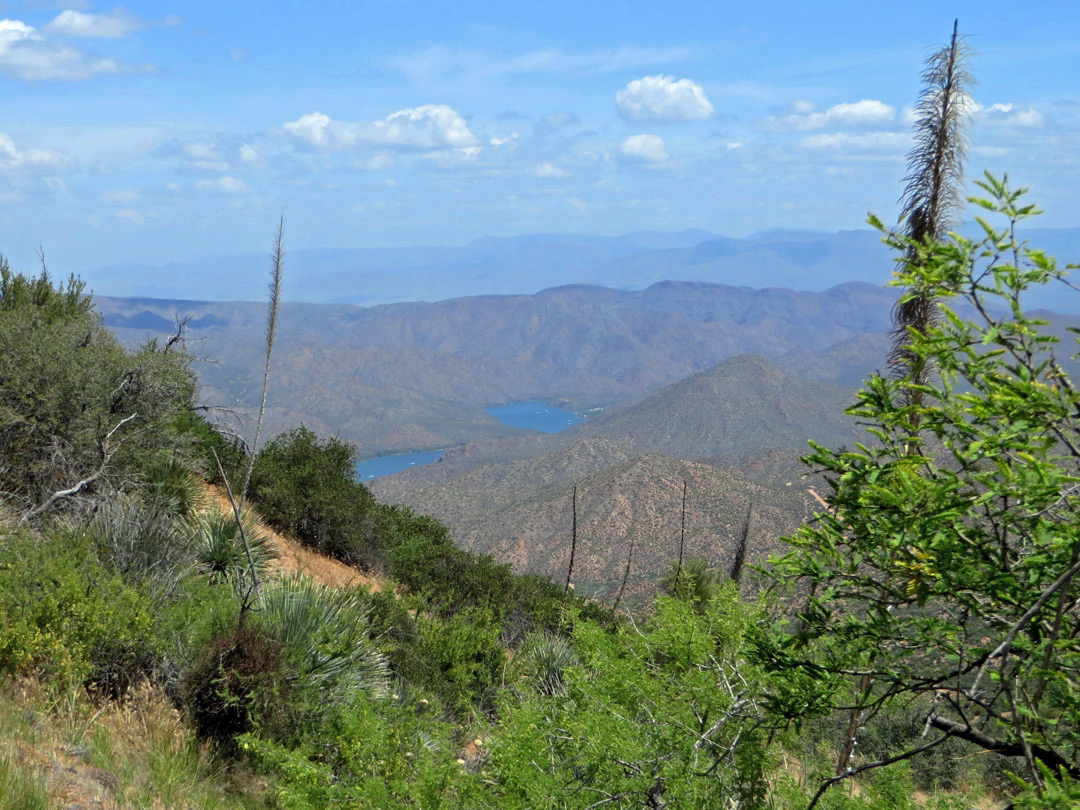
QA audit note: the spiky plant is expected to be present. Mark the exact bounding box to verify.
[85,497,193,586]
[189,509,274,583]
[888,20,972,396]
[142,454,206,519]
[517,631,578,696]
[253,575,389,699]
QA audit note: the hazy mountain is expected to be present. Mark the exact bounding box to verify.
[97,280,897,455]
[83,226,1080,313]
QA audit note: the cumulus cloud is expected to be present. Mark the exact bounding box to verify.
[196,176,248,194]
[45,8,147,38]
[0,132,72,172]
[799,131,909,150]
[616,75,714,123]
[0,18,154,80]
[183,141,230,172]
[620,133,668,163]
[282,105,477,151]
[973,101,1046,128]
[766,99,895,131]
[531,162,568,178]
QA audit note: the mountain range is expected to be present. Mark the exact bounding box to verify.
[84,227,1080,312]
[96,280,899,456]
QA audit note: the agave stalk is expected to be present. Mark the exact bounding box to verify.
[888,20,972,395]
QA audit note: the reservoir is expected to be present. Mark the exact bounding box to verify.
[357,401,585,481]
[356,449,445,481]
[484,400,586,433]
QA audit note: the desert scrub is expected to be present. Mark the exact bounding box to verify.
[0,527,161,693]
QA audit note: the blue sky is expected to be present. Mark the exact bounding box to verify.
[0,0,1077,274]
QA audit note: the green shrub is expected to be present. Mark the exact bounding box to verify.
[141,453,205,519]
[85,497,193,588]
[0,262,197,516]
[249,427,381,566]
[0,528,161,694]
[190,509,274,584]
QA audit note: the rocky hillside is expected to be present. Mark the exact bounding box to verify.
[97,280,896,455]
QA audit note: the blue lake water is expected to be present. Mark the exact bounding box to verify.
[485,400,586,434]
[357,401,586,481]
[356,449,445,481]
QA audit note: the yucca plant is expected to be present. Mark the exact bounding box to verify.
[85,497,193,587]
[189,509,274,584]
[252,575,389,699]
[888,19,972,401]
[142,454,206,520]
[517,630,578,696]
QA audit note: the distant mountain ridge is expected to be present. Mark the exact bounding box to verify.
[83,226,1080,313]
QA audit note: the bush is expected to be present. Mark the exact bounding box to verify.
[181,622,289,747]
[248,427,381,566]
[0,527,162,694]
[189,508,275,584]
[0,262,197,516]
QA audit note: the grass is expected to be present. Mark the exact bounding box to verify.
[0,678,272,810]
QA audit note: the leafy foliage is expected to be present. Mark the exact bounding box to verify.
[248,426,381,565]
[0,261,197,516]
[766,177,1080,799]
[190,508,275,583]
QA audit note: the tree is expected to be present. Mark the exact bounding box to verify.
[764,177,1080,807]
[248,426,380,564]
[0,260,197,518]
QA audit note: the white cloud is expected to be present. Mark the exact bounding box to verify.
[616,75,715,123]
[196,176,248,194]
[45,8,145,38]
[767,99,895,131]
[282,105,477,151]
[100,188,139,203]
[620,133,668,162]
[568,197,587,212]
[183,141,230,171]
[531,162,568,178]
[115,208,145,226]
[0,18,154,80]
[239,144,259,163]
[799,131,909,150]
[974,102,1046,129]
[0,132,72,172]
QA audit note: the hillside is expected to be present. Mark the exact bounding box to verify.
[370,355,841,585]
[373,435,809,590]
[577,354,860,463]
[97,280,896,455]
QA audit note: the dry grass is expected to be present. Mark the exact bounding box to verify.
[205,484,386,591]
[0,678,267,809]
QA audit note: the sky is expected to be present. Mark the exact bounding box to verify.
[0,0,1078,275]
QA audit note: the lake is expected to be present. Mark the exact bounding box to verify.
[484,400,586,433]
[357,400,586,482]
[356,449,445,481]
